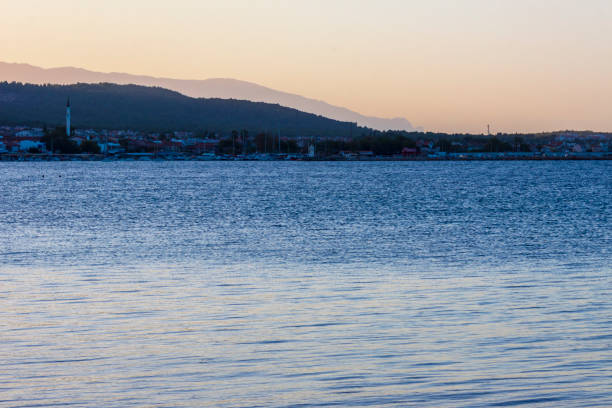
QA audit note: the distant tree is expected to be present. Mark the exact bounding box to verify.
[254,133,266,152]
[119,138,129,151]
[80,140,101,154]
[483,137,513,152]
[56,138,80,154]
[281,139,298,153]
[41,126,79,154]
[217,138,235,155]
[436,139,452,153]
[231,130,238,155]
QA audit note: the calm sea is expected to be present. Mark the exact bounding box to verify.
[1,161,610,407]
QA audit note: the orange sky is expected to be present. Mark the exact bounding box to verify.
[2,0,612,133]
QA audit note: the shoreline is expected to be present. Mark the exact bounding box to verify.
[1,153,610,162]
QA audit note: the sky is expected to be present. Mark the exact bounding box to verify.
[2,0,612,133]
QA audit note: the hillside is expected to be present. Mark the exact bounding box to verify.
[0,62,420,131]
[0,82,361,136]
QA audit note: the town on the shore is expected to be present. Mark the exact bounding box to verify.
[1,95,610,161]
[1,124,610,161]
[2,97,611,163]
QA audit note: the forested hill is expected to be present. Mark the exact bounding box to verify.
[0,82,360,136]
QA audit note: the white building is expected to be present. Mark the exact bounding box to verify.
[19,140,46,152]
[15,129,44,138]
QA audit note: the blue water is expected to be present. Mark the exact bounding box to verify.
[1,161,610,407]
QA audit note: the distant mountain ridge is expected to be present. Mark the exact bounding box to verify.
[0,62,421,131]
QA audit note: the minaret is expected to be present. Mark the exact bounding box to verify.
[66,98,71,137]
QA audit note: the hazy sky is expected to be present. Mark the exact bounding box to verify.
[2,0,612,132]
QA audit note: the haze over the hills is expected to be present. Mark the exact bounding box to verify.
[0,62,421,132]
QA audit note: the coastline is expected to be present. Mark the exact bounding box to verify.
[1,153,610,162]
